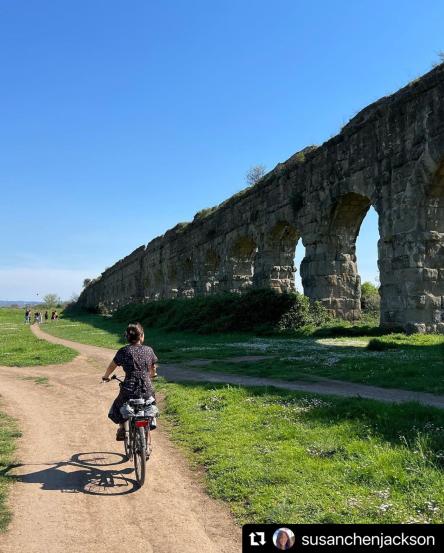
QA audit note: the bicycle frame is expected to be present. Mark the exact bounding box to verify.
[124,415,151,460]
[106,374,152,486]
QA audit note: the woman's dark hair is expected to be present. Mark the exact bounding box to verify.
[125,322,144,344]
[276,531,290,550]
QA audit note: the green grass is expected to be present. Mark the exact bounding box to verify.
[191,334,444,393]
[39,311,444,523]
[0,409,20,532]
[43,312,256,360]
[158,380,444,524]
[0,309,76,366]
[44,312,444,394]
[20,376,49,386]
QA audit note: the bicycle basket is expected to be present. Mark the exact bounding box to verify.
[145,395,155,405]
[144,404,159,418]
[119,402,135,419]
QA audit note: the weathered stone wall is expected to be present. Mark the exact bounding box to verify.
[79,64,444,332]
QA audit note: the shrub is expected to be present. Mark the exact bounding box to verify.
[277,294,331,331]
[361,281,380,315]
[246,164,266,186]
[193,207,216,221]
[113,289,330,335]
[367,337,402,351]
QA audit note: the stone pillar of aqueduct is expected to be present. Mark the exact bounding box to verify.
[79,64,444,332]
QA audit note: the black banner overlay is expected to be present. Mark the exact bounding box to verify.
[242,524,444,552]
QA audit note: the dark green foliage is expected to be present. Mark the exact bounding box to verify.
[277,294,331,330]
[361,281,380,315]
[367,338,398,351]
[113,289,330,334]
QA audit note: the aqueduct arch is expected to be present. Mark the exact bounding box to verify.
[253,221,300,293]
[79,63,444,332]
[228,236,258,292]
[302,192,375,321]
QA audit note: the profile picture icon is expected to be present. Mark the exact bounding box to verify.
[273,527,295,550]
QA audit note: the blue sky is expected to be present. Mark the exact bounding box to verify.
[0,0,442,300]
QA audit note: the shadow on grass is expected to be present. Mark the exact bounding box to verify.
[309,324,392,338]
[60,311,444,371]
[0,451,139,495]
[59,311,254,356]
[63,309,388,341]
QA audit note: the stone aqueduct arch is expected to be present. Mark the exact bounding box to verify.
[79,64,444,332]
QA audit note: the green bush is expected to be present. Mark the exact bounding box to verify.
[113,289,330,334]
[361,281,380,315]
[276,294,331,330]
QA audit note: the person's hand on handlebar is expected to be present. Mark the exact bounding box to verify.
[101,360,118,383]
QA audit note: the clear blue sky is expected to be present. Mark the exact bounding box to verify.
[0,0,442,300]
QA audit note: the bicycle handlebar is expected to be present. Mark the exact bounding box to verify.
[101,374,124,383]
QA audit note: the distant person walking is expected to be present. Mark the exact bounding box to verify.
[51,310,58,321]
[24,309,31,324]
[44,311,49,323]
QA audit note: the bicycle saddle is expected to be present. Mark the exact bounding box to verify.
[128,398,145,405]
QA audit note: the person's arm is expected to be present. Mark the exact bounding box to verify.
[102,360,118,381]
[149,363,158,378]
[148,348,159,378]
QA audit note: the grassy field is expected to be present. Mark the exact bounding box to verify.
[43,312,444,394]
[0,309,76,367]
[158,380,444,524]
[40,310,444,523]
[0,409,20,532]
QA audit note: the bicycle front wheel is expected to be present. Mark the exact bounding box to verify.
[124,430,131,460]
[134,427,146,486]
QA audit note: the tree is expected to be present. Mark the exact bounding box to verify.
[246,164,266,186]
[83,278,92,288]
[360,281,380,314]
[42,293,61,308]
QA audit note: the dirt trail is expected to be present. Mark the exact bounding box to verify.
[0,328,240,553]
[32,324,444,409]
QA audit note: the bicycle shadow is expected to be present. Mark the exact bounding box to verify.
[1,452,139,495]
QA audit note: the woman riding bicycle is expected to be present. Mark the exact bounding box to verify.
[102,322,158,441]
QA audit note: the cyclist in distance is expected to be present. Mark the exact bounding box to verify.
[102,322,158,441]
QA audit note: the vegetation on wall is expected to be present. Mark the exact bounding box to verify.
[111,288,331,334]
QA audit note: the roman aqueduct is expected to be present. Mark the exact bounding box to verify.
[79,64,444,332]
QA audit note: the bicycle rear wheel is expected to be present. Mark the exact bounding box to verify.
[134,427,146,486]
[123,421,131,460]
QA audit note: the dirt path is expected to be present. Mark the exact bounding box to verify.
[2,328,441,553]
[32,324,444,409]
[0,329,240,553]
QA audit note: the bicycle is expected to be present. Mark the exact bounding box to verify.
[106,374,158,487]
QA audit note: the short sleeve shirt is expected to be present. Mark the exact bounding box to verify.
[113,344,158,396]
